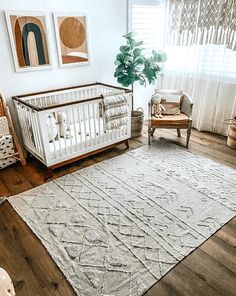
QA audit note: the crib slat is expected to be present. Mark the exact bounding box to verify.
[97,101,102,145]
[92,103,97,146]
[72,106,79,151]
[77,105,83,150]
[82,104,88,148]
[87,104,92,147]
[67,108,74,155]
[23,107,32,149]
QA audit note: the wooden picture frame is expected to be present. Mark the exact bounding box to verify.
[5,10,52,72]
[53,12,90,68]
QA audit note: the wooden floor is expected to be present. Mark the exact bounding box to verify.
[0,128,235,296]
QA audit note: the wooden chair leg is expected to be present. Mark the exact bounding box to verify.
[151,128,156,136]
[186,128,191,148]
[177,129,181,137]
[148,127,152,145]
[44,168,53,181]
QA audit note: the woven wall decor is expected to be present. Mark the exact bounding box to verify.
[168,0,236,50]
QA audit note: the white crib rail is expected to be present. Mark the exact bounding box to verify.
[22,84,121,109]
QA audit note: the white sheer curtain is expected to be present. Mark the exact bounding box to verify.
[129,0,236,135]
[158,44,236,135]
[157,0,236,136]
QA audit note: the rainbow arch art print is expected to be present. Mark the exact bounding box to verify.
[5,11,52,72]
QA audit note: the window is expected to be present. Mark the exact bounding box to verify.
[129,0,236,82]
[164,43,236,82]
[128,0,166,56]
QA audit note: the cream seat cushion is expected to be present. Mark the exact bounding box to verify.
[151,113,189,127]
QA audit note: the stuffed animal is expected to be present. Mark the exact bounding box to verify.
[0,267,15,296]
[46,113,58,142]
[56,112,72,139]
[151,92,166,118]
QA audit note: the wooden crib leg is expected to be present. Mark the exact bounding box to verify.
[44,168,53,181]
[125,140,129,149]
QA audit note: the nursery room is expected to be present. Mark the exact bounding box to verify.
[0,0,235,295]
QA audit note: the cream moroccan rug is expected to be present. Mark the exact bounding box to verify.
[9,141,236,296]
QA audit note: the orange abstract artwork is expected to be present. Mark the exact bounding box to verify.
[54,14,89,67]
[5,11,51,72]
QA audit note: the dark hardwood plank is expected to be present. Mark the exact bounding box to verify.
[0,166,33,196]
[182,248,236,296]
[200,234,236,273]
[216,223,236,248]
[160,262,221,296]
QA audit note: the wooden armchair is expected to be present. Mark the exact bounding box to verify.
[148,89,193,148]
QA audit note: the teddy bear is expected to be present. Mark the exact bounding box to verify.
[56,112,72,139]
[151,92,166,118]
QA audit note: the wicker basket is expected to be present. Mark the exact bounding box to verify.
[226,117,236,150]
[0,98,5,116]
[131,108,144,138]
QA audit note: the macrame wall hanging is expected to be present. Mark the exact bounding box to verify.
[168,0,236,50]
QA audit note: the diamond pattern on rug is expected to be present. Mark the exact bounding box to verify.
[9,142,236,296]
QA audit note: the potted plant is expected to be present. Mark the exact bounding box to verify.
[114,32,167,137]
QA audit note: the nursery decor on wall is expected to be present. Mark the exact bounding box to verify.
[5,11,52,72]
[53,12,89,67]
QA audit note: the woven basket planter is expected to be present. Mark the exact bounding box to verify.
[131,108,144,138]
[226,116,236,150]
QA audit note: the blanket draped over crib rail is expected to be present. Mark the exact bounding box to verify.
[102,91,129,130]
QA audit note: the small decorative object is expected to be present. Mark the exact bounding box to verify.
[0,267,15,296]
[5,11,52,72]
[53,12,89,67]
[151,92,166,118]
[114,32,167,137]
[56,111,72,139]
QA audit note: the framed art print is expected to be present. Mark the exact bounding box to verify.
[53,12,90,67]
[5,11,52,72]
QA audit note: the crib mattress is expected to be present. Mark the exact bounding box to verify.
[49,119,127,159]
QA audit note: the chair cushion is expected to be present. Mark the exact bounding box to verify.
[151,113,189,127]
[161,101,181,115]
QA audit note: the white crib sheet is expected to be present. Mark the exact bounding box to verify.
[49,118,127,159]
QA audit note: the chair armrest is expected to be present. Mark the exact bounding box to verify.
[181,92,193,120]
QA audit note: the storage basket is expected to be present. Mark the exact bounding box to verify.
[226,117,236,150]
[131,108,144,138]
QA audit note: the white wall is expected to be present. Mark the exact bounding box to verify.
[0,0,128,110]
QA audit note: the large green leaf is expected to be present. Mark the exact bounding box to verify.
[114,31,167,88]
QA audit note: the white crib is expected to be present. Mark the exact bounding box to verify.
[13,82,132,171]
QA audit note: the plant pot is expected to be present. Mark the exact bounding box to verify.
[131,108,144,138]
